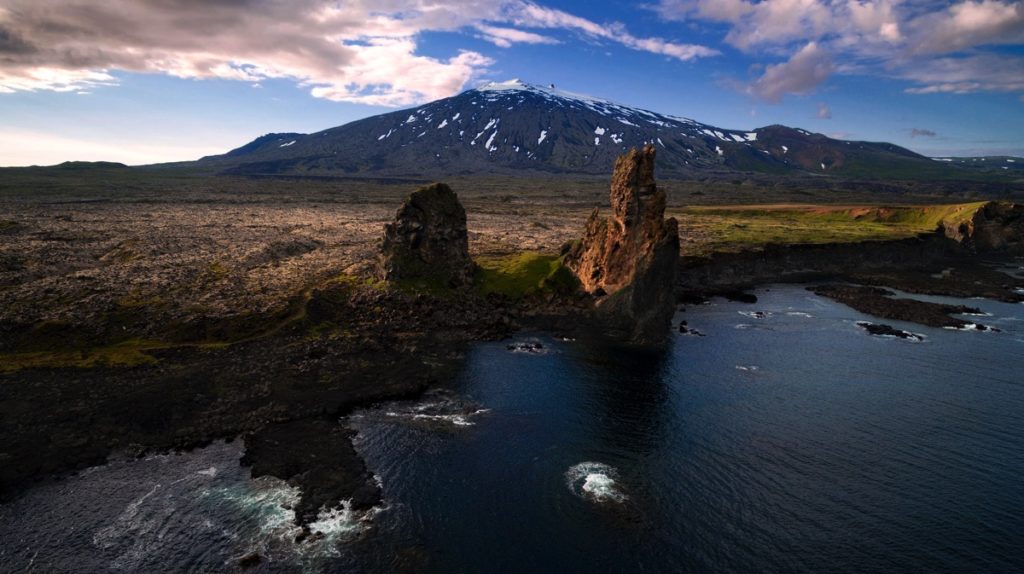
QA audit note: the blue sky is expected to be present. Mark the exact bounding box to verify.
[0,0,1022,166]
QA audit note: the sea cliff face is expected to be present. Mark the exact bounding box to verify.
[677,234,962,291]
[941,201,1024,253]
[566,146,679,344]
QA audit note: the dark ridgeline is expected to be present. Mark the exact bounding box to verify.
[193,80,961,179]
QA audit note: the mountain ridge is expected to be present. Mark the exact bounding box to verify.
[192,79,1020,181]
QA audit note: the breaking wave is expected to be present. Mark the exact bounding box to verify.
[565,462,626,503]
[351,389,490,428]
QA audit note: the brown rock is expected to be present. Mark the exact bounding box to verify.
[941,202,1024,253]
[565,145,680,344]
[378,183,475,287]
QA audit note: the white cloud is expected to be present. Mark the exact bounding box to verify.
[749,42,834,103]
[509,1,719,61]
[475,24,559,48]
[899,53,1024,94]
[0,0,717,106]
[652,0,1024,102]
[817,101,832,119]
[908,0,1024,54]
[847,0,902,43]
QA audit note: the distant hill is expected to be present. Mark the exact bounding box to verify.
[189,79,1016,181]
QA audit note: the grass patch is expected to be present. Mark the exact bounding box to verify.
[0,339,161,373]
[324,273,387,291]
[475,252,578,298]
[117,289,166,309]
[206,261,230,277]
[673,202,989,256]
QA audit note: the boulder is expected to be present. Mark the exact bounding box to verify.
[378,183,475,287]
[565,145,680,344]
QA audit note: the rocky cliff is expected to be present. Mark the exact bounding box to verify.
[566,145,680,344]
[941,201,1024,253]
[378,183,475,287]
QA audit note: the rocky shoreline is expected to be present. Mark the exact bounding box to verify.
[2,156,1022,556]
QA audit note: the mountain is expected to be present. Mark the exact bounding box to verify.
[193,79,996,180]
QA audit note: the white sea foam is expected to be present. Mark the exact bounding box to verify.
[942,323,997,332]
[356,390,490,427]
[565,462,626,503]
[786,312,813,318]
[204,477,372,561]
[385,409,490,427]
[306,501,361,539]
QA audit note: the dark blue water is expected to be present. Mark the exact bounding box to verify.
[2,285,1023,572]
[348,286,1024,573]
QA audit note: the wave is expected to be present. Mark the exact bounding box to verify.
[565,462,626,503]
[351,389,490,427]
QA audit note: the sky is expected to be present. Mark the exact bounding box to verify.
[0,0,1022,166]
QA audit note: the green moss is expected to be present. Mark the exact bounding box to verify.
[476,252,578,298]
[675,202,991,256]
[324,273,387,291]
[117,290,166,309]
[0,339,160,373]
[393,274,453,296]
[206,261,230,277]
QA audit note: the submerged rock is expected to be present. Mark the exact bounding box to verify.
[238,552,262,569]
[856,321,925,342]
[566,146,680,344]
[378,183,475,287]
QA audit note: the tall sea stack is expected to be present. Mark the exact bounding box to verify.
[565,145,680,344]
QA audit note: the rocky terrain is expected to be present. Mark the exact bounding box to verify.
[809,284,991,330]
[940,201,1024,252]
[0,172,592,538]
[2,158,1024,551]
[566,145,679,344]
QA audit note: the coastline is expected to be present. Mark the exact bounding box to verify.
[3,234,1022,521]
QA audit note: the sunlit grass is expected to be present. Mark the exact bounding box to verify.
[673,202,988,256]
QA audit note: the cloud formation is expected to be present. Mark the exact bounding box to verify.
[910,128,937,138]
[817,102,832,119]
[0,0,717,106]
[475,25,559,48]
[509,1,719,60]
[653,0,1024,102]
[749,42,833,103]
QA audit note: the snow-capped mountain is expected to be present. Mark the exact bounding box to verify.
[195,79,950,178]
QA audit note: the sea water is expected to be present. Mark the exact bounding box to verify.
[2,285,1023,573]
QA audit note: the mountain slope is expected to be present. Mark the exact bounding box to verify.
[194,80,969,179]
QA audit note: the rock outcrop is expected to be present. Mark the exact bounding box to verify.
[565,145,680,344]
[378,183,475,287]
[941,202,1024,253]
